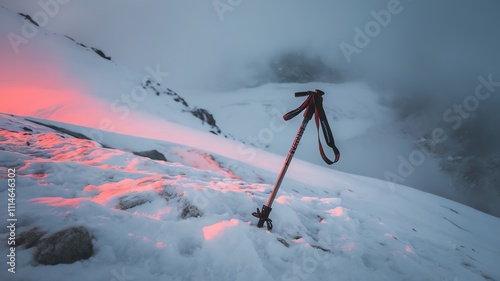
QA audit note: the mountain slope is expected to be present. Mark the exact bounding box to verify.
[1,113,499,281]
[179,83,453,199]
[0,6,222,136]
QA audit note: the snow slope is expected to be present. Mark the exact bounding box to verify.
[0,6,222,136]
[180,83,453,198]
[1,113,499,281]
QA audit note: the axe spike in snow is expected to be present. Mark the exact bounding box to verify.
[252,89,340,230]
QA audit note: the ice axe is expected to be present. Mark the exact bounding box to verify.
[252,89,340,230]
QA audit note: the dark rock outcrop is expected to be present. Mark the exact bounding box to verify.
[18,13,39,26]
[132,149,167,161]
[180,202,202,219]
[17,227,47,249]
[91,47,111,60]
[34,227,93,265]
[116,194,152,210]
[190,108,221,134]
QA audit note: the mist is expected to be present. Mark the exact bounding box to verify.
[5,1,499,90]
[3,0,500,215]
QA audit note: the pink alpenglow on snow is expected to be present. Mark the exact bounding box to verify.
[203,219,240,240]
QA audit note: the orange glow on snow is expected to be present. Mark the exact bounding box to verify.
[276,196,293,204]
[133,208,171,221]
[405,246,414,253]
[341,242,356,252]
[1,40,277,178]
[89,178,162,206]
[293,237,305,243]
[0,45,104,123]
[384,233,397,240]
[30,197,85,207]
[326,206,344,217]
[203,219,239,240]
[0,86,102,120]
[300,197,340,205]
[127,233,166,248]
[0,55,105,124]
[91,188,135,206]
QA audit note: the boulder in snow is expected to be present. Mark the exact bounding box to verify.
[34,226,93,265]
[116,194,152,210]
[17,227,47,249]
[180,202,203,219]
[132,149,167,161]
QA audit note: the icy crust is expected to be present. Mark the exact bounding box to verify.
[0,113,499,281]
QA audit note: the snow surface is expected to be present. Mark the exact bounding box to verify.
[1,114,500,281]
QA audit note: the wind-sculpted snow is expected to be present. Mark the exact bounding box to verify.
[1,113,499,281]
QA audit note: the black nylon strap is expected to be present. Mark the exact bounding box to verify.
[312,94,340,164]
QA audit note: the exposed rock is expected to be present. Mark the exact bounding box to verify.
[17,227,47,249]
[18,13,39,27]
[143,79,189,107]
[34,227,93,265]
[132,149,167,161]
[190,108,221,134]
[141,79,224,135]
[277,237,290,248]
[91,47,111,61]
[116,194,151,210]
[180,202,202,219]
[64,34,112,61]
[157,186,178,201]
[311,244,332,253]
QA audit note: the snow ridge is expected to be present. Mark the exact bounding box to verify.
[0,7,224,137]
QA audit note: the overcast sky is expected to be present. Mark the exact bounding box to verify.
[3,0,499,93]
